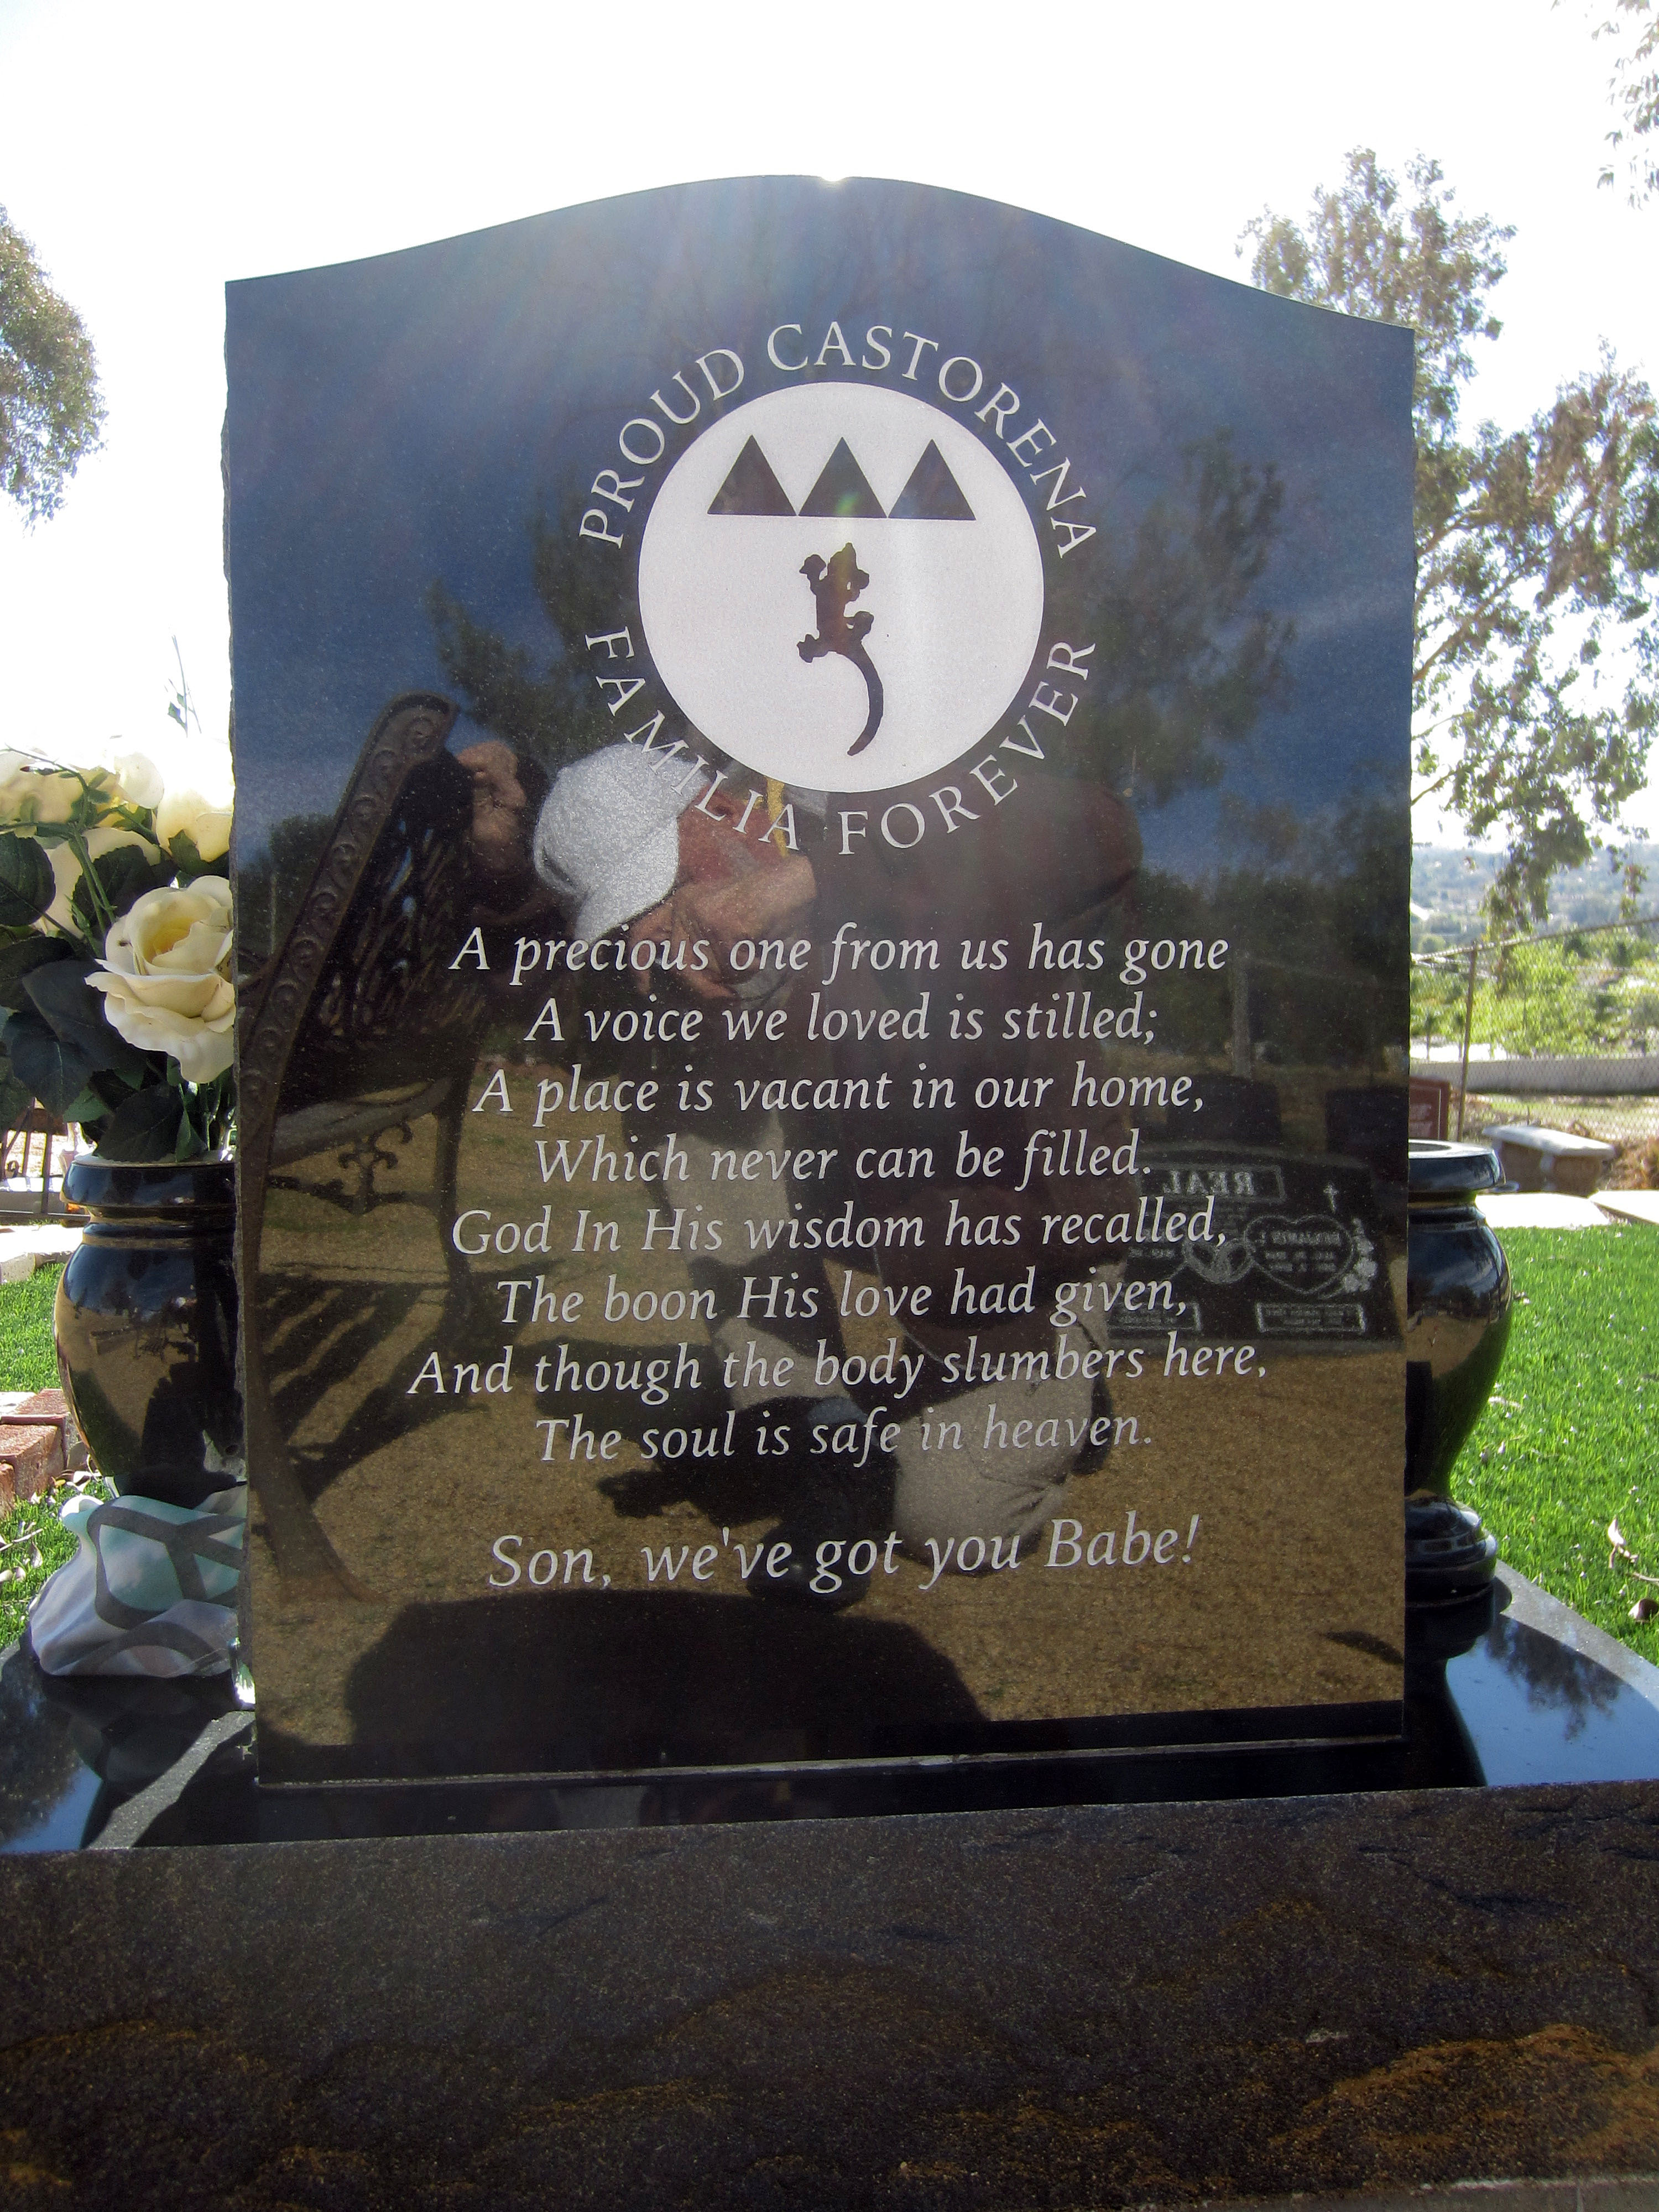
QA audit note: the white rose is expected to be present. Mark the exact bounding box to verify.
[0,751,33,813]
[101,749,165,813]
[41,825,162,935]
[86,877,235,1083]
[0,753,83,825]
[155,786,232,864]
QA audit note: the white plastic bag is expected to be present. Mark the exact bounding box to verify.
[26,1486,246,1678]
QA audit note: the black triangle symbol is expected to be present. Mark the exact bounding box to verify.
[708,437,796,516]
[889,440,975,520]
[799,439,886,519]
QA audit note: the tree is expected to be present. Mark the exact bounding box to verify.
[1041,429,1292,805]
[1242,150,1659,933]
[0,206,104,525]
[1596,0,1659,205]
[427,492,634,780]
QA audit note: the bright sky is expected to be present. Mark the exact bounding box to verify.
[1,0,1654,844]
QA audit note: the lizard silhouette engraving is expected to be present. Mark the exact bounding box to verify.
[797,544,884,757]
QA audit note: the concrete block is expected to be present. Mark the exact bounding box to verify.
[1485,1122,1619,1196]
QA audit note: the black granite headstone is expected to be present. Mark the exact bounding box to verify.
[225,177,1413,1791]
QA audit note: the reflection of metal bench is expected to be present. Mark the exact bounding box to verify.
[0,1105,73,1219]
[267,1078,469,1224]
[239,692,483,1591]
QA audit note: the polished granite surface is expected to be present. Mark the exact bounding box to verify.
[4,1563,1656,1849]
[226,177,1417,1788]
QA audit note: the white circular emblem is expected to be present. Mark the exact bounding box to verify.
[638,384,1044,794]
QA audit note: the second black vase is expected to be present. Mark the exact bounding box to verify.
[1404,1139,1511,1603]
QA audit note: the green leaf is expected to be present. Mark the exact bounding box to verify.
[92,1083,185,1162]
[70,843,171,940]
[168,830,209,879]
[0,934,84,1013]
[61,1083,111,1130]
[5,1011,95,1118]
[82,1067,139,1113]
[0,836,55,928]
[0,1062,31,1128]
[20,959,154,1083]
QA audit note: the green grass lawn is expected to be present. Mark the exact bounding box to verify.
[0,1487,82,1647]
[0,1262,87,1646]
[1452,1224,1659,1658]
[0,1261,61,1393]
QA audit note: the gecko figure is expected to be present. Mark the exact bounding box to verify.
[797,544,885,757]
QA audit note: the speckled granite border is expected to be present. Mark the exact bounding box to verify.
[1228,2187,1659,2212]
[4,1781,1659,2206]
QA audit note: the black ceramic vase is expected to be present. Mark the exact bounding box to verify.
[54,1156,243,1509]
[1404,1140,1511,1603]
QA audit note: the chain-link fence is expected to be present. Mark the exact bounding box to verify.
[1412,914,1659,1159]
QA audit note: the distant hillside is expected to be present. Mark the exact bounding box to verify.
[1411,847,1648,954]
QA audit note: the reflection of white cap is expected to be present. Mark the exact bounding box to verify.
[533,744,708,940]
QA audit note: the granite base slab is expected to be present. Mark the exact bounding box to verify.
[4,1567,1659,2205]
[3,1783,1659,2207]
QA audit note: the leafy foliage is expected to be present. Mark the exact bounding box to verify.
[93,1082,186,1162]
[427,494,630,778]
[20,957,151,1083]
[3,1011,95,1119]
[1243,150,1659,933]
[1597,0,1659,204]
[0,207,105,525]
[1129,792,1410,1067]
[1043,431,1292,799]
[0,833,55,928]
[1412,918,1659,1055]
[0,751,233,1156]
[0,936,80,1011]
[69,840,171,940]
[0,1065,30,1127]
[233,810,333,967]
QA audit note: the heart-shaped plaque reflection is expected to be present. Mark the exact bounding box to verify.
[1244,1214,1357,1296]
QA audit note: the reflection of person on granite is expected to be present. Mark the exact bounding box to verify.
[457,740,552,929]
[531,740,1142,1597]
